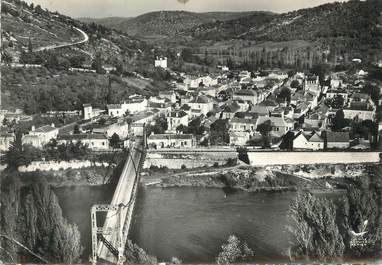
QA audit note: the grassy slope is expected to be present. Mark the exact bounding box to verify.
[1,66,161,113]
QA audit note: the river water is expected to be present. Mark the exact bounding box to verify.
[55,185,297,263]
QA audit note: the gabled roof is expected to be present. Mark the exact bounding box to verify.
[107,104,122,110]
[168,111,187,118]
[32,125,57,133]
[58,134,108,141]
[148,133,194,140]
[230,117,258,125]
[189,95,210,104]
[234,89,256,96]
[223,101,240,113]
[257,116,286,128]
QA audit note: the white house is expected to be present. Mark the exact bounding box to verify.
[233,89,258,105]
[343,102,375,121]
[293,131,324,150]
[107,96,148,117]
[58,134,110,151]
[22,124,59,149]
[188,95,214,116]
[229,117,258,146]
[147,133,196,149]
[154,57,167,68]
[166,111,189,132]
[0,132,15,151]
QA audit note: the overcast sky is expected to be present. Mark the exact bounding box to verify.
[23,0,346,18]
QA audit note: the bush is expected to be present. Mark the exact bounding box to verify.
[181,164,187,170]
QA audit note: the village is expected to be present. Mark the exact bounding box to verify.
[1,56,381,156]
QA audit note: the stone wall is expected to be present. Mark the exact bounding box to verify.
[247,151,381,166]
[18,160,109,172]
[144,150,237,169]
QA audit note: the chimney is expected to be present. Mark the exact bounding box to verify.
[31,125,35,131]
[176,112,179,117]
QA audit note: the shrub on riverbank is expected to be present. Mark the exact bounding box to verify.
[288,172,382,261]
[0,175,83,263]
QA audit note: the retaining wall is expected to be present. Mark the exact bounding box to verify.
[247,151,381,166]
[144,150,237,169]
[18,160,109,172]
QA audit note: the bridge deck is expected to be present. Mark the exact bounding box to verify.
[97,137,145,263]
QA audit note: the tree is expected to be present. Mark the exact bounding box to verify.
[290,80,300,89]
[2,51,13,65]
[110,133,121,149]
[216,235,254,265]
[256,120,272,148]
[73,124,80,134]
[331,95,345,109]
[287,192,345,260]
[331,110,348,131]
[91,52,105,74]
[68,55,86,68]
[28,37,33,53]
[277,86,291,103]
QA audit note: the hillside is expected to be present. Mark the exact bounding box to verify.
[78,11,265,40]
[190,1,382,59]
[1,0,171,114]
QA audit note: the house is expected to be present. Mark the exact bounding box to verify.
[305,91,319,109]
[304,75,320,92]
[326,89,348,102]
[293,102,310,120]
[83,104,93,120]
[0,132,15,151]
[250,106,271,117]
[22,124,59,148]
[290,91,305,106]
[92,121,130,138]
[233,89,258,105]
[256,116,293,137]
[166,111,189,132]
[349,93,371,104]
[188,94,214,116]
[343,102,375,121]
[107,96,148,117]
[221,101,241,119]
[183,75,218,89]
[159,91,177,103]
[325,131,350,149]
[58,134,109,151]
[293,131,324,150]
[123,96,148,114]
[229,117,258,146]
[233,100,251,112]
[154,57,167,68]
[147,133,196,149]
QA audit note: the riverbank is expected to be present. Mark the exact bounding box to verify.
[141,163,378,193]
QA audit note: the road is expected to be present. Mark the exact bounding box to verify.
[34,27,89,52]
[98,137,145,263]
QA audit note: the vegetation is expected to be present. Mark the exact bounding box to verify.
[288,172,382,261]
[2,139,91,170]
[216,235,254,265]
[0,176,82,263]
[210,119,230,145]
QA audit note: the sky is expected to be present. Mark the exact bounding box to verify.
[23,0,346,18]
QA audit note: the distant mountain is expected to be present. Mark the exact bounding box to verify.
[78,11,269,39]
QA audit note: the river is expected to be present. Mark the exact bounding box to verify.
[55,185,297,263]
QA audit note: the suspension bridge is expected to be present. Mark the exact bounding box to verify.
[90,124,146,264]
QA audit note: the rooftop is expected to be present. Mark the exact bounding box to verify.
[148,133,194,140]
